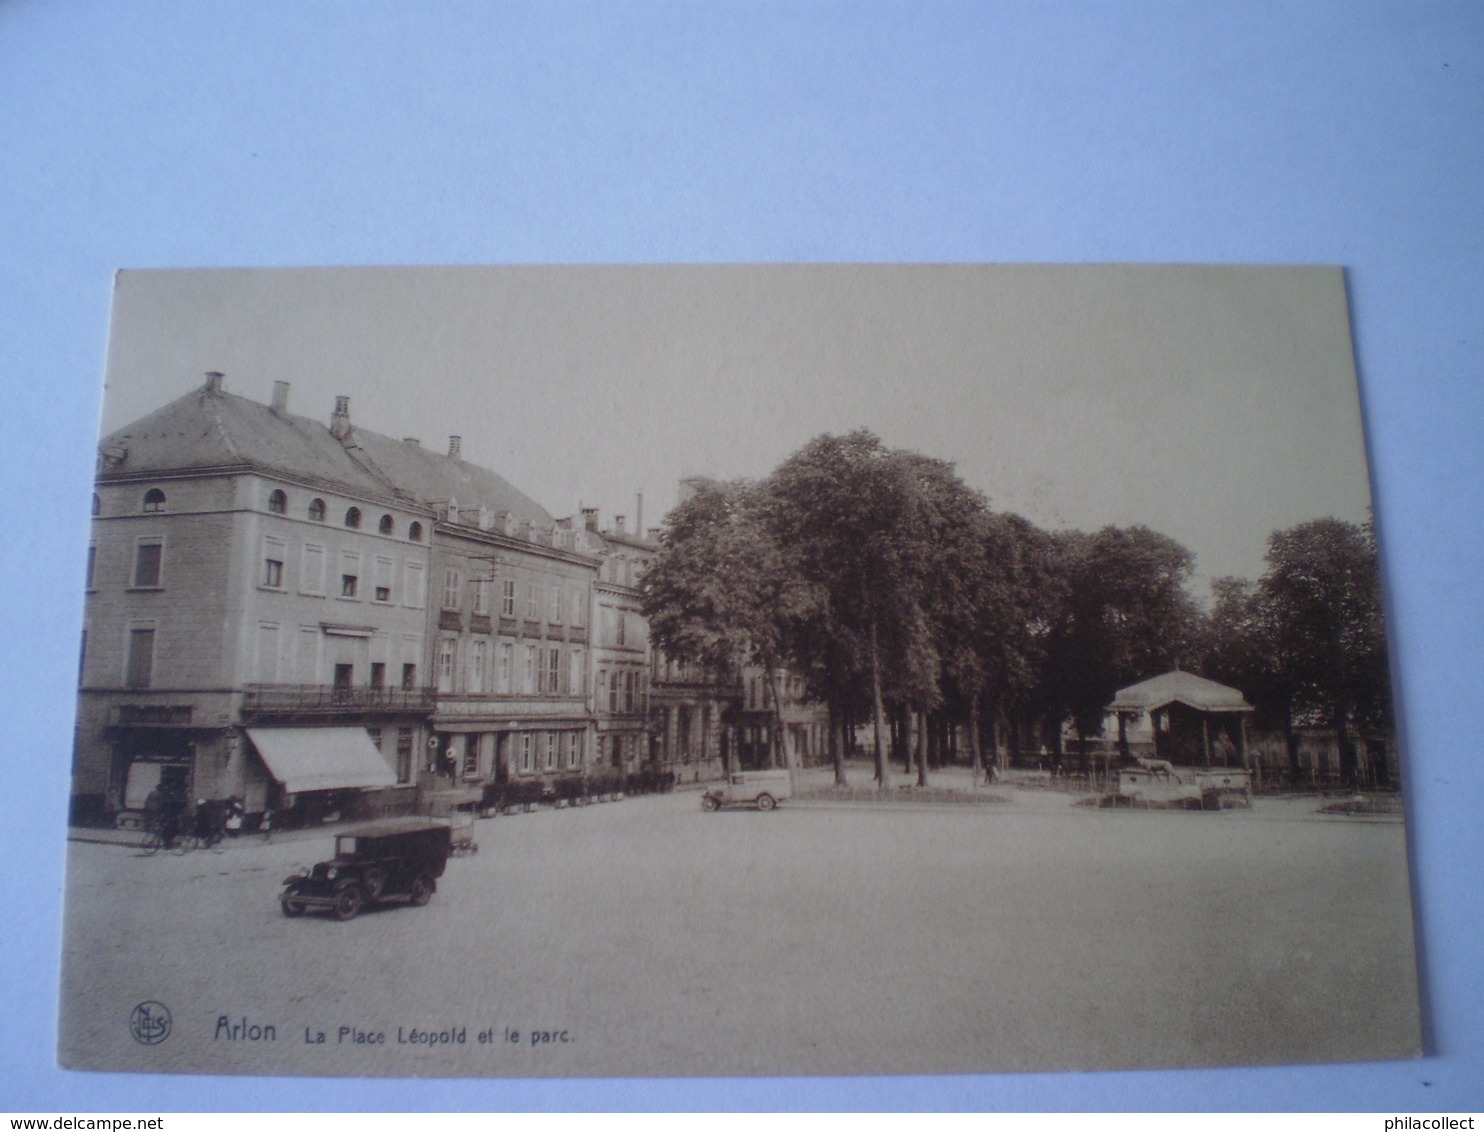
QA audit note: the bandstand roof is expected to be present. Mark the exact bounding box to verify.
[1107,670,1254,715]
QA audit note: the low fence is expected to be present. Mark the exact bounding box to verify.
[475,771,677,815]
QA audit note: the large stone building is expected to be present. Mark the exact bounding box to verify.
[76,376,437,825]
[74,373,831,826]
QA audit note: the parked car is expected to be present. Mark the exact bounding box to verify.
[280,818,452,921]
[701,769,792,812]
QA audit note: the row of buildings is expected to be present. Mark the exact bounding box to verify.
[73,374,827,827]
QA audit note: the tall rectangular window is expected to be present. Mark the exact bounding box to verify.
[437,637,456,693]
[550,587,563,624]
[396,728,413,783]
[501,578,516,617]
[85,545,96,590]
[473,579,490,615]
[442,569,461,610]
[571,588,585,626]
[526,582,539,620]
[520,733,533,773]
[570,648,584,696]
[125,627,155,688]
[374,556,394,603]
[339,550,360,599]
[544,732,557,771]
[469,640,487,694]
[370,662,386,688]
[133,539,162,588]
[401,662,417,690]
[263,536,287,589]
[616,610,626,647]
[547,647,561,694]
[462,734,480,777]
[498,642,513,693]
[609,669,621,713]
[524,644,537,694]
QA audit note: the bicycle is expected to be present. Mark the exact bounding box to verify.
[139,817,194,856]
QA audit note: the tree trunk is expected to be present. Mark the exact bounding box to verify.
[830,698,847,786]
[1283,701,1301,786]
[870,618,888,789]
[1335,701,1357,788]
[915,709,929,787]
[969,692,983,783]
[763,661,797,793]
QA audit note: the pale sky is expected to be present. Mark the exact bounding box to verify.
[101,264,1374,594]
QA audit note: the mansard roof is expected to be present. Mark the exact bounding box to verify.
[96,380,551,527]
[343,428,552,528]
[97,384,397,499]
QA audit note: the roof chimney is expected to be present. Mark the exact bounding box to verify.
[330,395,351,440]
[205,371,225,394]
[636,490,644,537]
[270,380,290,416]
[448,436,462,459]
[582,507,600,532]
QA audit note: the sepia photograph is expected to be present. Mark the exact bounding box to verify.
[58,263,1421,1079]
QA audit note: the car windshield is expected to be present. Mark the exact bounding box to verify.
[334,836,358,857]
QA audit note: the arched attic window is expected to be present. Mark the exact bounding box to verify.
[308,498,326,522]
[379,514,395,536]
[408,521,423,542]
[142,488,166,513]
[268,489,287,514]
[345,506,362,529]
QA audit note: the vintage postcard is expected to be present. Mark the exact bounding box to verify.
[59,264,1420,1077]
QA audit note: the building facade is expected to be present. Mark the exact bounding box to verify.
[75,375,834,825]
[76,376,435,826]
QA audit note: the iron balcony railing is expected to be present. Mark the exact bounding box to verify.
[241,683,436,714]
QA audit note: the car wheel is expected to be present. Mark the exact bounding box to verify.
[701,794,719,812]
[362,868,387,902]
[409,874,435,907]
[756,793,776,812]
[280,888,306,918]
[140,831,164,857]
[332,885,364,921]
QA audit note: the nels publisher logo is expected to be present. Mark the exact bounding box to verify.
[129,1000,172,1046]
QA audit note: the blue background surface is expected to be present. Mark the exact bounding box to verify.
[1,0,1480,1112]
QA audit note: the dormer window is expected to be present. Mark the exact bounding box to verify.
[408,521,423,542]
[268,489,287,514]
[308,498,326,522]
[345,507,361,529]
[142,488,166,513]
[378,514,394,536]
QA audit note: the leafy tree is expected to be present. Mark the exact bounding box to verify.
[1259,517,1390,783]
[764,430,955,788]
[1041,525,1201,766]
[640,478,819,775]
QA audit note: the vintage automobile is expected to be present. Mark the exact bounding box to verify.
[1114,758,1252,809]
[701,768,793,812]
[280,818,452,921]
